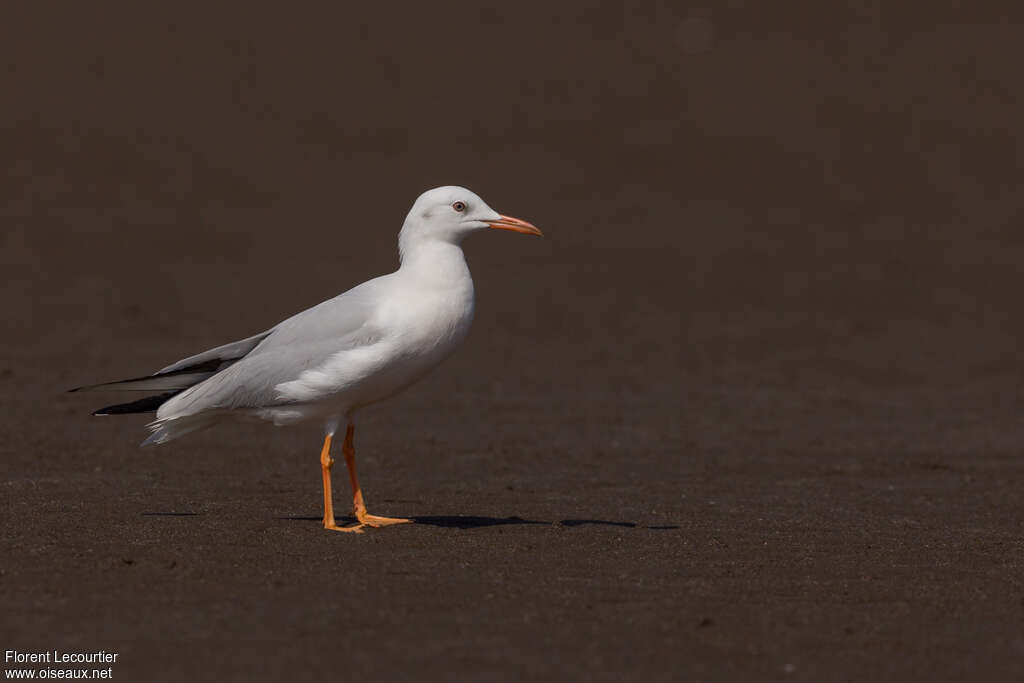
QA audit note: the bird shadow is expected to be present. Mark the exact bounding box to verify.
[412,515,547,528]
[140,512,201,516]
[275,514,679,530]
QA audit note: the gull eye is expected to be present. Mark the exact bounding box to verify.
[452,201,466,212]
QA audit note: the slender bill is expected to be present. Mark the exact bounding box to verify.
[487,214,543,236]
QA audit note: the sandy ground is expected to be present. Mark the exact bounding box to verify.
[3,2,1024,681]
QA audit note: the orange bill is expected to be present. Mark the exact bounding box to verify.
[487,214,543,236]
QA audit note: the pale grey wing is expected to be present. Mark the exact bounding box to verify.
[154,275,394,419]
[140,336,374,446]
[149,275,390,383]
[244,274,391,356]
[156,331,274,374]
[155,336,376,418]
[71,329,274,393]
[80,274,390,394]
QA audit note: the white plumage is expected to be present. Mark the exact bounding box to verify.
[74,185,542,532]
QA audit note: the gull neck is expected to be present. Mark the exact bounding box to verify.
[397,238,471,286]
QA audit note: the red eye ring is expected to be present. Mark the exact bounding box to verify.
[452,201,466,212]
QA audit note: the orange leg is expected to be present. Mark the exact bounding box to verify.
[320,433,365,533]
[342,424,411,527]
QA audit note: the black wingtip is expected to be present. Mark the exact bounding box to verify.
[92,392,177,416]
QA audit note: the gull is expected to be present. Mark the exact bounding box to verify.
[72,186,542,533]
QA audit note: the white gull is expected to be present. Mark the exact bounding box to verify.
[73,186,542,532]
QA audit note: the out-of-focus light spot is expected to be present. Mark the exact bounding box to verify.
[674,17,715,55]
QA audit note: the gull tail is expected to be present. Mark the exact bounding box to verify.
[70,329,271,443]
[142,414,220,447]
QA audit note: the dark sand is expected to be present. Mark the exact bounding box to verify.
[3,3,1024,681]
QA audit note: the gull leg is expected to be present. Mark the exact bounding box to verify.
[343,424,411,527]
[320,432,365,533]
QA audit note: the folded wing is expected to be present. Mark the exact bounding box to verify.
[73,273,393,418]
[70,330,274,414]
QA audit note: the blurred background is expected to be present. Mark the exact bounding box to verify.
[2,2,1023,681]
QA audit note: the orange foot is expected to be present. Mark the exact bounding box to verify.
[357,512,412,528]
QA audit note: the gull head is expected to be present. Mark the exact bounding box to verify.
[399,186,541,256]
